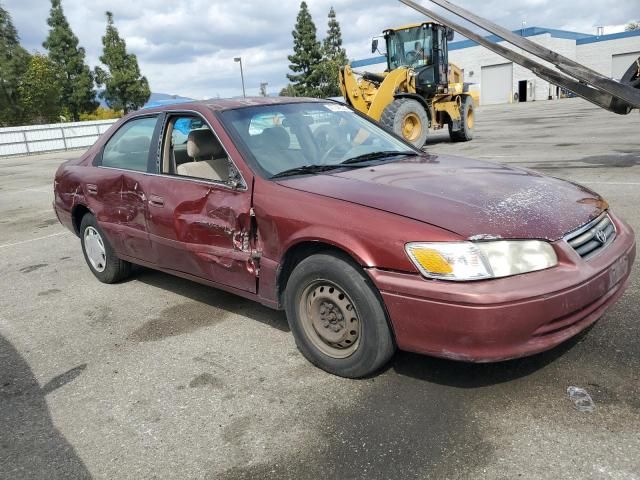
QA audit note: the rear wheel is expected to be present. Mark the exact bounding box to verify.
[381,98,429,148]
[80,214,131,284]
[284,253,395,378]
[449,96,474,142]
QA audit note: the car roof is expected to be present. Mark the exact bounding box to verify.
[140,96,327,115]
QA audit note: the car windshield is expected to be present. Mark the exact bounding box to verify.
[220,102,418,178]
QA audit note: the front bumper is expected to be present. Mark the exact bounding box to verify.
[369,213,636,362]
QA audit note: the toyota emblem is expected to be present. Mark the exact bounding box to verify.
[595,229,608,244]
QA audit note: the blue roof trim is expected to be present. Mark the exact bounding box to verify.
[449,26,594,51]
[350,55,387,68]
[351,25,639,67]
[142,98,195,109]
[577,29,640,45]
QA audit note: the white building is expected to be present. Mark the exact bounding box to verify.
[351,27,640,106]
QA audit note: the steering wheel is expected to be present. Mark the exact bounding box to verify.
[313,125,335,151]
[405,51,419,65]
[318,142,350,165]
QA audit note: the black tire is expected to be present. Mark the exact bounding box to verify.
[449,96,474,142]
[79,214,132,284]
[284,252,395,378]
[380,98,429,148]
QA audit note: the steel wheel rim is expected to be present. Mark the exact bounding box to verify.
[298,280,361,359]
[467,107,475,129]
[84,226,107,272]
[402,113,422,142]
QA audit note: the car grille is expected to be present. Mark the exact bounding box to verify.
[564,212,616,259]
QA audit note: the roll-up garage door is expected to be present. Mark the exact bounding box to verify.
[481,63,513,105]
[612,52,640,80]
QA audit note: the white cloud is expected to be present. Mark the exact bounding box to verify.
[5,0,639,99]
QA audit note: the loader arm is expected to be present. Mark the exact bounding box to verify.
[399,0,640,114]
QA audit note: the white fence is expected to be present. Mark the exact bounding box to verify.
[0,119,118,157]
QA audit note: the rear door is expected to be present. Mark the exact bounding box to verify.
[144,112,257,293]
[89,115,161,263]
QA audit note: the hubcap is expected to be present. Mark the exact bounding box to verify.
[299,281,360,359]
[467,107,475,129]
[84,226,107,272]
[402,113,422,142]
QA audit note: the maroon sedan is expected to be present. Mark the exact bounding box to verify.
[53,97,635,377]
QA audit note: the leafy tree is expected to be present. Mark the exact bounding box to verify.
[626,21,640,31]
[95,11,150,114]
[0,4,30,126]
[317,6,348,98]
[43,0,97,121]
[287,1,322,97]
[279,84,297,96]
[79,106,122,121]
[18,53,64,124]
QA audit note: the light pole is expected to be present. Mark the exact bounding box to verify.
[234,57,246,98]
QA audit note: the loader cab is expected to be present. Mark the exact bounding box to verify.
[383,22,453,97]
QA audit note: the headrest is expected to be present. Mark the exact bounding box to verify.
[261,126,290,150]
[187,128,225,159]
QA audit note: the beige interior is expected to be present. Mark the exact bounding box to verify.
[175,128,230,182]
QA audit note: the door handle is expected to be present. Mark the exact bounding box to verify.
[148,194,164,207]
[86,184,98,195]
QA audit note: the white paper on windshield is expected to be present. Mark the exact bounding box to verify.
[324,103,351,112]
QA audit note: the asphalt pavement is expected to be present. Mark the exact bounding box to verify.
[1,97,639,479]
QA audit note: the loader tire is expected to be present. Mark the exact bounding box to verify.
[449,96,474,142]
[381,98,429,148]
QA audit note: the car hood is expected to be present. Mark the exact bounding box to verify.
[276,154,607,241]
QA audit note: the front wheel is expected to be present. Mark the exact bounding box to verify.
[80,214,132,284]
[449,96,474,142]
[284,252,395,378]
[381,98,429,148]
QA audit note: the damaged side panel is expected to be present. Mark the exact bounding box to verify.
[143,176,257,293]
[85,167,154,262]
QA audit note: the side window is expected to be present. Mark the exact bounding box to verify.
[102,116,158,172]
[162,115,233,184]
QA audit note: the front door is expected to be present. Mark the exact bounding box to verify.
[88,115,161,263]
[144,113,257,293]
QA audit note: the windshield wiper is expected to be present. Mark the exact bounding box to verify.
[270,164,347,179]
[271,150,419,179]
[340,150,418,165]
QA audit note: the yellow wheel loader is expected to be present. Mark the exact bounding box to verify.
[339,22,478,147]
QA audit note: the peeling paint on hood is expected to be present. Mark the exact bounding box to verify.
[277,154,606,241]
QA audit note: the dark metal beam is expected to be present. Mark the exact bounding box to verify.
[425,0,640,109]
[398,0,633,114]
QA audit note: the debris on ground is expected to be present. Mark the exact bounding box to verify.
[567,386,596,412]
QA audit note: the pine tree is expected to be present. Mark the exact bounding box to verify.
[43,0,97,121]
[18,53,64,124]
[287,2,322,97]
[0,5,31,126]
[318,6,348,98]
[95,12,150,114]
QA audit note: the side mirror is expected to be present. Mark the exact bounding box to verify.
[371,39,379,54]
[446,28,455,42]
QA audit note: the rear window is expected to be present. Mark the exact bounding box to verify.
[101,116,158,172]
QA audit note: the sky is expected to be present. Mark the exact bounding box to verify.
[4,0,638,99]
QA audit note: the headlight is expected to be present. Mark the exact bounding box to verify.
[405,240,558,281]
